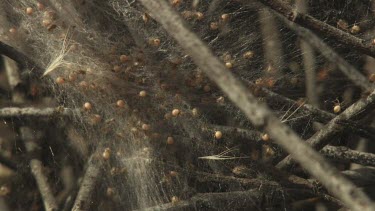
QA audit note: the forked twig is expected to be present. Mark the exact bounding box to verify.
[277,90,375,169]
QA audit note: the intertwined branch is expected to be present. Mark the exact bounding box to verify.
[257,0,375,58]
[137,0,375,210]
[0,0,375,210]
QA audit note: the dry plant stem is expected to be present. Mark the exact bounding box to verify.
[3,56,25,104]
[259,9,284,69]
[321,146,375,167]
[3,56,22,90]
[21,127,59,211]
[272,13,375,92]
[277,89,375,169]
[194,171,279,189]
[0,153,17,171]
[194,170,327,201]
[295,1,319,107]
[246,82,334,122]
[203,124,262,142]
[165,158,318,191]
[0,41,43,76]
[257,0,375,58]
[245,81,336,122]
[341,167,375,187]
[0,107,77,118]
[301,40,318,105]
[140,189,286,211]
[30,159,58,211]
[6,49,58,211]
[71,151,103,211]
[310,167,375,188]
[138,1,375,210]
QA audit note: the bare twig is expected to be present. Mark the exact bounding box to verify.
[321,146,375,167]
[277,89,375,169]
[30,159,58,211]
[137,1,375,210]
[193,171,279,189]
[3,56,22,90]
[0,41,43,77]
[271,10,375,92]
[256,0,375,58]
[0,107,77,118]
[291,197,323,210]
[140,189,286,211]
[0,153,17,171]
[259,9,284,70]
[295,1,319,107]
[203,124,262,142]
[20,127,58,211]
[309,167,375,188]
[341,167,375,187]
[5,44,58,211]
[245,81,335,122]
[3,56,26,104]
[71,150,103,211]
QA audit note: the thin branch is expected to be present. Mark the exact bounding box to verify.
[0,153,17,171]
[139,189,286,211]
[30,159,58,211]
[295,1,319,107]
[271,9,375,92]
[256,0,375,58]
[20,127,58,211]
[341,167,375,187]
[321,146,375,167]
[138,1,375,210]
[3,56,22,90]
[193,171,279,189]
[5,45,58,211]
[71,150,103,211]
[277,89,375,169]
[309,167,375,188]
[259,9,285,69]
[3,56,26,104]
[0,107,77,118]
[0,41,43,77]
[245,81,335,122]
[162,156,317,191]
[203,124,262,142]
[135,158,339,207]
